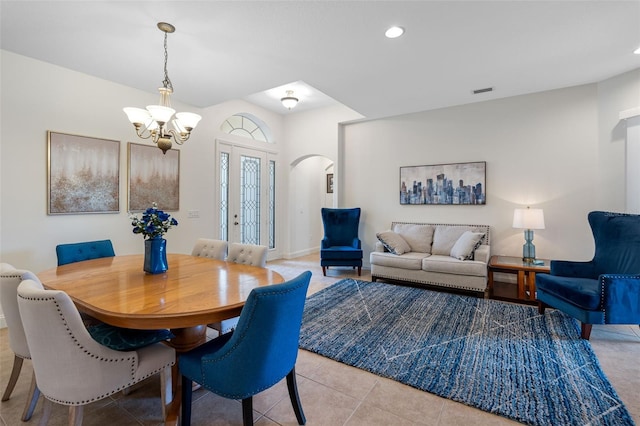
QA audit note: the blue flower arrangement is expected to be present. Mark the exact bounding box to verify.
[130,202,178,240]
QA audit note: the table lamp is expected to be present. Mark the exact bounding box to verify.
[513,207,545,262]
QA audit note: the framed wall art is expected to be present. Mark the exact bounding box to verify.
[128,142,180,211]
[327,173,334,193]
[47,131,120,214]
[400,161,486,205]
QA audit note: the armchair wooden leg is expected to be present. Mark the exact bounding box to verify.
[286,368,306,425]
[181,375,193,426]
[242,397,253,426]
[581,323,593,340]
[322,266,327,276]
[1,355,23,401]
[357,266,361,276]
[538,301,546,315]
[21,371,40,421]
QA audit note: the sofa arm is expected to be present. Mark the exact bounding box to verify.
[551,260,597,279]
[474,245,490,263]
[374,241,386,253]
[601,274,640,323]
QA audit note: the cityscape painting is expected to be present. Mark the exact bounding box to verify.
[400,161,486,205]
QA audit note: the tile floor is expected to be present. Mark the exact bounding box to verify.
[1,254,639,425]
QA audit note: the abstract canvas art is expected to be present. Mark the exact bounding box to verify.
[47,131,120,214]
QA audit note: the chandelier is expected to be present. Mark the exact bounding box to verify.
[124,22,201,154]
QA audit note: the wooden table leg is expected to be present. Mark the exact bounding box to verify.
[517,270,525,300]
[528,272,537,301]
[164,326,207,426]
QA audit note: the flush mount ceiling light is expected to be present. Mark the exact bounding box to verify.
[385,26,405,39]
[281,90,299,110]
[634,46,640,54]
[124,22,202,154]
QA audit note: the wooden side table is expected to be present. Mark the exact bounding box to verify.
[488,255,550,303]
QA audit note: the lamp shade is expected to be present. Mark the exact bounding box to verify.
[513,208,545,230]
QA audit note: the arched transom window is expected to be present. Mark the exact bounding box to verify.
[220,113,272,143]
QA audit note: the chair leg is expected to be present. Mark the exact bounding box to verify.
[160,366,172,421]
[357,266,361,276]
[242,397,253,426]
[538,301,546,314]
[69,405,84,426]
[21,371,40,421]
[1,355,23,401]
[581,323,593,340]
[181,375,193,426]
[322,266,327,276]
[286,368,306,425]
[40,398,53,426]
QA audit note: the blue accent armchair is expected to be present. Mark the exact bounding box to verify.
[179,271,311,426]
[320,208,363,276]
[536,211,640,339]
[56,239,115,266]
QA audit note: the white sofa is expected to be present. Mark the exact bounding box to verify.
[370,221,490,294]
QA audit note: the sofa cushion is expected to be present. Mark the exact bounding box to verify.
[392,223,434,253]
[370,251,429,270]
[432,226,473,255]
[376,230,411,255]
[450,231,485,260]
[422,255,487,277]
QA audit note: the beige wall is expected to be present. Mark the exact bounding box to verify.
[341,68,640,266]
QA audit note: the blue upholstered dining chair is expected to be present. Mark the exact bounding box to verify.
[179,271,312,426]
[536,211,640,339]
[55,239,115,266]
[320,207,363,276]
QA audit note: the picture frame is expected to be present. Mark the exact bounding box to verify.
[128,142,180,212]
[327,173,334,193]
[47,131,120,214]
[400,161,486,205]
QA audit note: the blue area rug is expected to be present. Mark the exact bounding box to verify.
[299,279,635,426]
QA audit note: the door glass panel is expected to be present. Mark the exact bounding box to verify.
[240,155,261,245]
[269,160,275,249]
[219,152,229,240]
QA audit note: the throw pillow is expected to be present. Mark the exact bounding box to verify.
[87,324,174,351]
[432,226,472,255]
[392,223,435,253]
[450,231,485,260]
[376,230,411,255]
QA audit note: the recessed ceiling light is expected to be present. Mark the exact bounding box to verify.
[634,46,640,54]
[385,26,405,39]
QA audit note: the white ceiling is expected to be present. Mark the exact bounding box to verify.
[1,1,639,119]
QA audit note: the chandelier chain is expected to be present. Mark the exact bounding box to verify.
[162,31,173,91]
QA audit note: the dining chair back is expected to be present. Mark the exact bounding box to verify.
[55,239,115,266]
[191,238,228,260]
[0,264,40,421]
[180,271,311,426]
[209,242,268,335]
[17,278,175,425]
[227,242,268,267]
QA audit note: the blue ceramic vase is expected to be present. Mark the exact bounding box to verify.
[144,237,168,274]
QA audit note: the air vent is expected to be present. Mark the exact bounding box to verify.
[473,87,493,94]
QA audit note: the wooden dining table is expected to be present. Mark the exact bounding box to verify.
[37,253,285,425]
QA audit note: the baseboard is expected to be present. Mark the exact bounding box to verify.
[283,247,320,259]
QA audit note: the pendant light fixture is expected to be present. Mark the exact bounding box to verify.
[124,22,201,154]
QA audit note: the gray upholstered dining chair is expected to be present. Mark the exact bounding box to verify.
[0,264,41,421]
[16,278,176,425]
[191,238,228,260]
[208,243,269,335]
